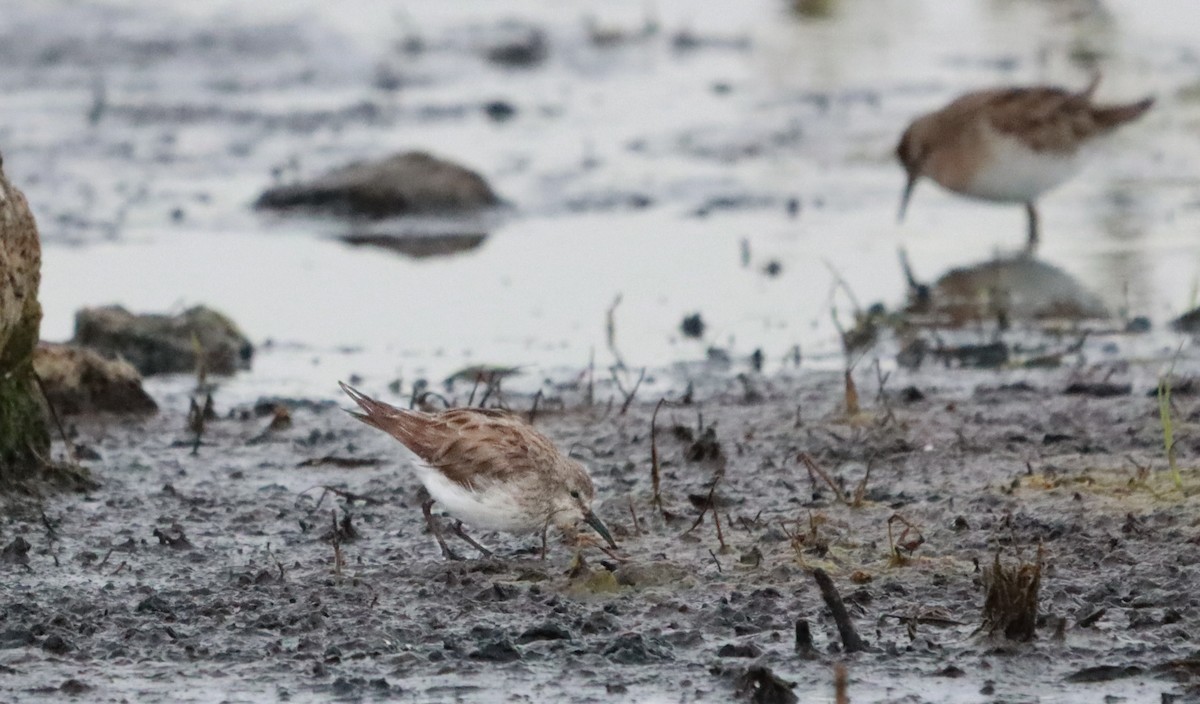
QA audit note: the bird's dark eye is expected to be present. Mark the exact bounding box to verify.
[569,490,580,499]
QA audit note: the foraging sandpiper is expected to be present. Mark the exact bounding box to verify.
[896,76,1152,250]
[339,382,618,560]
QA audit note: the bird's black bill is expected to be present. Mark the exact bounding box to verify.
[584,511,618,550]
[898,172,918,223]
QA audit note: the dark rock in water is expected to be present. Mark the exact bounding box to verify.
[469,638,522,662]
[681,313,706,339]
[483,24,547,67]
[603,633,672,664]
[717,642,762,658]
[1,536,31,565]
[340,232,487,259]
[255,152,498,219]
[1063,382,1130,398]
[482,101,517,122]
[1171,307,1200,333]
[563,191,653,213]
[517,623,573,643]
[73,305,252,376]
[41,634,72,654]
[1125,316,1151,333]
[0,628,36,649]
[33,343,157,415]
[733,666,797,704]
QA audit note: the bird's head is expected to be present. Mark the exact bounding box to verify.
[550,461,618,550]
[895,118,936,222]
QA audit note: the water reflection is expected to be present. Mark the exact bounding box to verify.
[905,251,1108,325]
[339,231,488,260]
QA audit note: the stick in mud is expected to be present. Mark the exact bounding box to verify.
[611,366,646,415]
[834,662,849,704]
[650,398,667,516]
[794,619,817,659]
[812,568,867,653]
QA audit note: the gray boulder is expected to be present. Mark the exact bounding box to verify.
[73,305,253,376]
[33,343,157,415]
[254,151,499,219]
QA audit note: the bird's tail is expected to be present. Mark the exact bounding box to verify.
[1092,97,1154,130]
[339,381,427,447]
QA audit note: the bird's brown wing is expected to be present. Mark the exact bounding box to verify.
[960,84,1151,153]
[340,382,562,490]
[422,409,565,490]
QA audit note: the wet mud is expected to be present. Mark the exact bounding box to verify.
[4,358,1200,703]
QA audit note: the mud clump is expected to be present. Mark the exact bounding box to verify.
[255,151,499,219]
[72,304,253,376]
[33,343,157,415]
[603,633,673,664]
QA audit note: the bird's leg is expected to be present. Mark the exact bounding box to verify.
[1024,202,1040,254]
[539,519,551,561]
[451,520,493,557]
[422,500,463,561]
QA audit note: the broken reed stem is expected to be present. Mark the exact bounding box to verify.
[708,548,722,574]
[467,375,482,406]
[794,619,816,659]
[32,371,77,466]
[628,496,642,536]
[606,294,625,369]
[812,568,867,653]
[266,542,286,581]
[478,371,498,407]
[851,457,873,507]
[1158,377,1183,491]
[586,348,595,407]
[188,396,207,456]
[528,389,543,423]
[981,544,1044,642]
[611,366,646,415]
[843,369,860,416]
[834,663,849,704]
[799,453,849,505]
[685,470,723,536]
[331,510,344,576]
[650,398,666,515]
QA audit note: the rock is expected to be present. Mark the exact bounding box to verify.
[717,642,763,658]
[517,623,573,643]
[735,666,798,704]
[72,305,252,376]
[602,633,673,664]
[483,23,547,67]
[613,561,694,588]
[468,638,522,662]
[1,536,31,564]
[0,158,51,483]
[254,152,499,219]
[681,313,706,339]
[41,634,72,655]
[33,343,157,415]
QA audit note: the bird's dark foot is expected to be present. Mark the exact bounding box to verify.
[422,499,465,561]
[452,520,494,557]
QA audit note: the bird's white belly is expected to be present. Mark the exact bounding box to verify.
[417,467,539,533]
[964,133,1084,203]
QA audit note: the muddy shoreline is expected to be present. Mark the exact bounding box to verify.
[4,358,1199,703]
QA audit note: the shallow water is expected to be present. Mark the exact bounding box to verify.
[3,0,1198,400]
[4,2,1200,702]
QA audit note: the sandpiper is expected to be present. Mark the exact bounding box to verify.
[896,76,1153,250]
[339,382,618,560]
